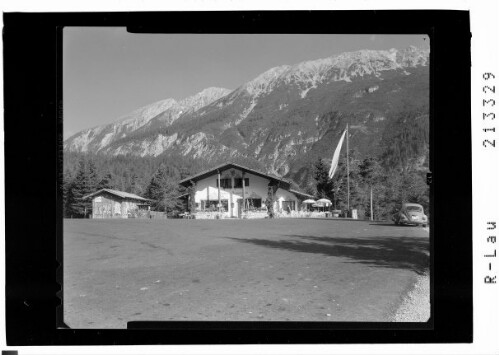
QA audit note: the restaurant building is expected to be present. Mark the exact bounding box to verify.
[178,162,313,219]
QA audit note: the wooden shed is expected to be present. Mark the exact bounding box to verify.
[83,189,152,219]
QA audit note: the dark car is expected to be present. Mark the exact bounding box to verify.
[392,203,428,227]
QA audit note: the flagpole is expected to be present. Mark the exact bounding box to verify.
[329,127,347,214]
[346,124,350,213]
[370,186,373,221]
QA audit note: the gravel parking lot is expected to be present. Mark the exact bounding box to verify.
[64,218,430,328]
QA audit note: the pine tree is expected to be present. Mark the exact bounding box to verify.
[97,172,115,190]
[358,157,385,220]
[347,155,362,211]
[128,172,144,195]
[330,159,345,210]
[146,165,183,215]
[63,170,75,218]
[179,166,191,180]
[70,158,100,218]
[313,158,332,199]
[86,159,99,193]
[70,159,90,217]
[329,150,363,213]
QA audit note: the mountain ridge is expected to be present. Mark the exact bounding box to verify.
[64,46,430,189]
[64,87,232,153]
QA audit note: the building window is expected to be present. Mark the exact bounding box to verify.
[216,178,232,188]
[220,200,229,211]
[201,199,228,211]
[246,198,262,209]
[282,201,296,212]
[233,178,249,188]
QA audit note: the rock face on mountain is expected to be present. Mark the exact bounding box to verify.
[64,87,232,153]
[65,46,429,185]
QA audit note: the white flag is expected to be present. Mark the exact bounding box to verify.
[328,129,347,179]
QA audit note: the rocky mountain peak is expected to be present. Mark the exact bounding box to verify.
[117,98,179,126]
[240,65,292,96]
[231,47,429,101]
[64,87,231,153]
[179,87,232,110]
[65,46,429,178]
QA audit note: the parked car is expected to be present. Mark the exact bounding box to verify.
[392,203,428,227]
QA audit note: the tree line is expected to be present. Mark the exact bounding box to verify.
[63,150,429,220]
[311,151,429,220]
[62,151,276,218]
[62,154,191,218]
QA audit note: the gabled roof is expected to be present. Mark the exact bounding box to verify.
[83,188,152,202]
[289,189,316,199]
[179,162,293,187]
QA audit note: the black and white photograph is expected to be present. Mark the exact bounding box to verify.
[61,30,431,328]
[2,3,487,351]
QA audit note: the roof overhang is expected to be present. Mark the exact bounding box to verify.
[289,189,316,199]
[179,162,292,188]
[82,189,153,202]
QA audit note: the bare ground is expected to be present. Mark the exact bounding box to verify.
[391,227,430,322]
[63,219,430,328]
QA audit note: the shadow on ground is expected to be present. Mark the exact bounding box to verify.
[228,234,429,275]
[369,223,426,228]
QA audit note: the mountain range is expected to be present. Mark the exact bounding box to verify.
[64,46,430,187]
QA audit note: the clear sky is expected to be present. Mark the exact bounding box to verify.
[63,29,429,138]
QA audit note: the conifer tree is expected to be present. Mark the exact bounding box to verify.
[63,170,75,218]
[329,150,363,213]
[97,172,115,190]
[313,158,332,199]
[86,159,99,192]
[359,156,385,219]
[70,159,89,217]
[146,165,183,215]
[70,158,99,218]
[179,166,191,180]
[128,172,143,195]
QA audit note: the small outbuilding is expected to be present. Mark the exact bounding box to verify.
[83,189,152,219]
